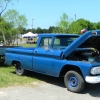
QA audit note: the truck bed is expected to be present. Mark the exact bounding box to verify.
[0,46,22,63]
[6,47,36,55]
[0,46,20,55]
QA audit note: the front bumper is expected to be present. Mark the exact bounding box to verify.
[85,75,100,83]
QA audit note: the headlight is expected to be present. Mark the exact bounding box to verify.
[91,67,100,75]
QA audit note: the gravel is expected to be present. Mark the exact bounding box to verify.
[0,75,100,100]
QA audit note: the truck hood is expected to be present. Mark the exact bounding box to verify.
[63,30,100,57]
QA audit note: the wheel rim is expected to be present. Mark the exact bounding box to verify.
[17,65,22,73]
[68,76,78,87]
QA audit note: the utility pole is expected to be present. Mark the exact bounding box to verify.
[32,19,34,32]
[74,14,76,21]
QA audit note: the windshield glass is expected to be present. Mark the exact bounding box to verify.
[53,36,79,49]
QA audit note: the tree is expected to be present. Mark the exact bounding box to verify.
[0,17,9,45]
[5,27,18,45]
[42,29,48,33]
[48,26,55,33]
[54,13,72,33]
[0,17,18,45]
[68,18,96,34]
[0,0,18,45]
[3,9,27,45]
[4,10,27,28]
[0,0,18,16]
[0,0,10,16]
[68,21,82,34]
[96,22,100,30]
[36,27,43,33]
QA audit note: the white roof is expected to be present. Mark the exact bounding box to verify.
[22,32,38,38]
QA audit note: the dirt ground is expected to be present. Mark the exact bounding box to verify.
[0,73,100,100]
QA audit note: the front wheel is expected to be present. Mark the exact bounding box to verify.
[15,63,26,76]
[64,71,85,93]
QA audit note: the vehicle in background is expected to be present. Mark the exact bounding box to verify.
[26,37,37,44]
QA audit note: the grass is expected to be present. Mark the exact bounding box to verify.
[0,43,37,88]
[0,66,38,88]
[18,43,36,47]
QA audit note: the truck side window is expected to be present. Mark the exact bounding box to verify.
[39,37,52,50]
[53,37,60,49]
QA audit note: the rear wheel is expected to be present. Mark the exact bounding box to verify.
[64,71,85,93]
[15,63,26,76]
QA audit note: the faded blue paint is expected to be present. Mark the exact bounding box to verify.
[5,30,100,81]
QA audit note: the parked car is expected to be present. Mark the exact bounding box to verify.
[26,37,37,44]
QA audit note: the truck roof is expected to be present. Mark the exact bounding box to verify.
[38,33,80,37]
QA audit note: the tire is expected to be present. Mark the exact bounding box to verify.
[64,71,85,93]
[15,63,26,76]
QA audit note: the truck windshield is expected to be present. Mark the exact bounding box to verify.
[53,36,79,49]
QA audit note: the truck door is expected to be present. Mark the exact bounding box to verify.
[33,37,55,75]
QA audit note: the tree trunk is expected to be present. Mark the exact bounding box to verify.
[2,31,6,45]
[16,34,18,46]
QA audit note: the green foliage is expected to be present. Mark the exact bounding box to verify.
[0,17,12,44]
[68,18,98,34]
[3,9,27,29]
[3,9,27,45]
[36,27,43,33]
[68,21,82,34]
[0,0,22,45]
[3,9,19,24]
[16,15,27,28]
[31,26,55,33]
[42,29,48,33]
[96,22,100,29]
[53,13,72,33]
[48,26,55,33]
[0,17,20,45]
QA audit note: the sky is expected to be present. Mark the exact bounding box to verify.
[3,0,100,29]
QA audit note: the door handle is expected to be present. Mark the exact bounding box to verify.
[34,50,38,53]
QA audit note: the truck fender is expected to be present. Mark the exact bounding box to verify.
[59,64,84,79]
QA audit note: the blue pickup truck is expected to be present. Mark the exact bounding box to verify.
[5,30,100,93]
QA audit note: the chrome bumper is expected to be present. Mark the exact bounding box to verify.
[85,75,100,83]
